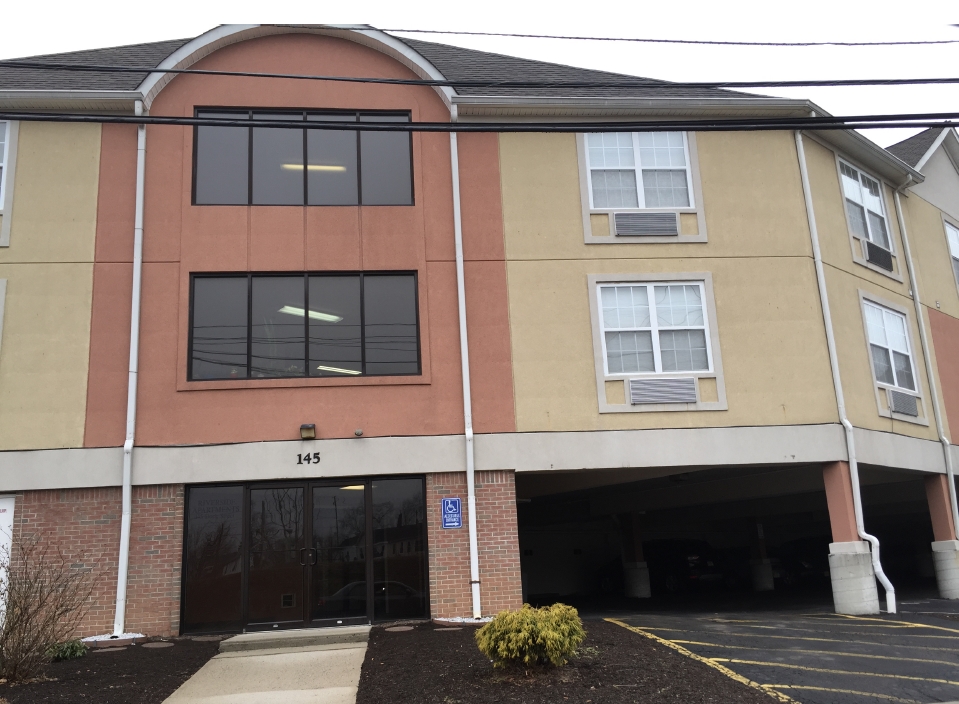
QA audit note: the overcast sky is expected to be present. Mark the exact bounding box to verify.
[2,0,957,147]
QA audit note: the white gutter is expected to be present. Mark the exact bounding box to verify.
[795,130,897,614]
[893,189,959,539]
[449,105,482,619]
[113,100,146,635]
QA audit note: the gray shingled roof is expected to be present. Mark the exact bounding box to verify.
[0,39,191,91]
[0,31,761,102]
[887,127,944,167]
[401,38,758,100]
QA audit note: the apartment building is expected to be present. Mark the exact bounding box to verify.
[0,25,957,636]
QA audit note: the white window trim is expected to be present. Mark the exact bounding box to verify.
[0,120,19,247]
[0,279,6,362]
[597,281,713,376]
[588,272,727,413]
[857,290,928,426]
[943,213,959,299]
[834,154,903,282]
[576,132,708,244]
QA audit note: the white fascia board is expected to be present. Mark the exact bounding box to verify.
[0,91,141,112]
[809,127,924,186]
[915,127,951,171]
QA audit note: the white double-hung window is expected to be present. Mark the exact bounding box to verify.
[946,221,959,284]
[600,282,711,374]
[839,161,891,251]
[587,132,693,209]
[864,301,916,392]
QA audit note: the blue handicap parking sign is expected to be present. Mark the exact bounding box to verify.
[441,497,462,529]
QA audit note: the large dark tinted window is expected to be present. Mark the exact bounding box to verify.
[194,110,412,206]
[190,273,420,380]
[182,486,244,632]
[372,478,428,620]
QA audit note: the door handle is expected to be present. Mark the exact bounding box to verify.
[310,548,318,566]
[299,547,308,566]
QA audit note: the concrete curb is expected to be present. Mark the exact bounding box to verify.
[218,626,370,653]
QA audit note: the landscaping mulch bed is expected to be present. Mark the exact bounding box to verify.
[0,638,221,704]
[357,619,776,703]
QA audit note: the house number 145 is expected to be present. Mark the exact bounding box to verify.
[297,452,321,465]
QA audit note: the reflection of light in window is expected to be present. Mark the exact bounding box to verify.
[277,305,342,323]
[281,164,347,171]
[340,485,365,490]
[317,365,362,376]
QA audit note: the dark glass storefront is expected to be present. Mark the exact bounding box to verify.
[181,477,428,633]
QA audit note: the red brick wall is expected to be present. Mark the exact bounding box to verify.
[426,470,522,618]
[13,485,183,637]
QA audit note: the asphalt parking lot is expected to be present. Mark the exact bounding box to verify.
[611,598,959,704]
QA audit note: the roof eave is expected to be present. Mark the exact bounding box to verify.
[0,90,141,112]
[809,127,924,186]
[453,95,815,117]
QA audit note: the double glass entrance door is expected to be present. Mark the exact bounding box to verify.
[182,478,427,633]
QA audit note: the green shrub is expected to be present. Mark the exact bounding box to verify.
[475,603,586,669]
[46,639,87,662]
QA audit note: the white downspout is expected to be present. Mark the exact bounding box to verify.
[113,100,147,635]
[893,189,959,539]
[449,106,482,619]
[795,130,897,614]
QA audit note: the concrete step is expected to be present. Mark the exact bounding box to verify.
[219,625,371,654]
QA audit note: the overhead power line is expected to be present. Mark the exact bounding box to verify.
[383,28,959,47]
[0,110,953,134]
[2,60,959,91]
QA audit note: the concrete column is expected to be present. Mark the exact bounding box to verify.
[750,521,774,592]
[618,513,650,599]
[926,474,959,598]
[823,461,879,615]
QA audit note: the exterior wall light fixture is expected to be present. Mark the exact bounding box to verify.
[300,424,316,440]
[354,429,363,437]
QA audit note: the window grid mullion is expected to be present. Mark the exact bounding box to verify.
[632,132,645,209]
[303,274,309,378]
[648,284,663,373]
[359,273,366,375]
[246,273,253,380]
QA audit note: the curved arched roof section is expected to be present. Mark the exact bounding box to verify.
[137,24,456,113]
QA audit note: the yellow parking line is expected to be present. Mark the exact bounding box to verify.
[839,614,959,636]
[606,619,799,703]
[712,658,959,687]
[672,640,959,667]
[764,685,923,703]
[640,629,959,652]
[643,624,959,640]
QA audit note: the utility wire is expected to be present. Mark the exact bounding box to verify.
[2,60,959,91]
[0,110,953,134]
[383,28,959,47]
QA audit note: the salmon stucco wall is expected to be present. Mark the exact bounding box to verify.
[82,33,514,449]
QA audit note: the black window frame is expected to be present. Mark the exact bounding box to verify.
[191,108,415,206]
[188,271,422,381]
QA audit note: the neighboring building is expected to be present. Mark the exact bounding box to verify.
[0,25,958,635]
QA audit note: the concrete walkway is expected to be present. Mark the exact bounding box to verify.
[163,627,370,704]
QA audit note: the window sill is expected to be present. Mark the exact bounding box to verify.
[177,373,430,392]
[851,238,904,283]
[874,385,928,426]
[584,209,706,245]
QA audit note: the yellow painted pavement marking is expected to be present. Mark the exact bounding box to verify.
[764,685,923,703]
[641,623,959,640]
[606,618,799,703]
[672,640,959,667]
[637,628,959,652]
[712,658,959,687]
[839,614,959,636]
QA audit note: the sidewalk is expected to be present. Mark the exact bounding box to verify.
[163,627,369,704]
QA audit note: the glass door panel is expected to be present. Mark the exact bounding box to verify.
[372,479,428,620]
[248,487,306,625]
[311,484,368,622]
[182,486,244,632]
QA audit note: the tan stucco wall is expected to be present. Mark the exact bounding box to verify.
[500,130,840,432]
[0,122,100,449]
[903,192,959,319]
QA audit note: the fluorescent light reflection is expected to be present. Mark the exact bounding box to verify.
[316,365,362,376]
[278,305,343,323]
[340,485,365,490]
[281,164,347,172]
